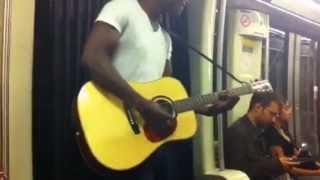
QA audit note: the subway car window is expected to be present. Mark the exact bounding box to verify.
[269,28,288,99]
[295,37,319,155]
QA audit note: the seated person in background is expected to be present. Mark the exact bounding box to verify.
[263,104,320,179]
[224,92,297,180]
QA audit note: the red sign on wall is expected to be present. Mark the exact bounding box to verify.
[240,15,251,28]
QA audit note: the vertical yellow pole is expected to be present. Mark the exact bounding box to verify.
[9,0,35,179]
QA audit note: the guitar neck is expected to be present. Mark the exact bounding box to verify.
[173,85,252,113]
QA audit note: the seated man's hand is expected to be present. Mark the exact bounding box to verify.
[279,157,300,171]
[291,148,301,160]
[195,94,240,116]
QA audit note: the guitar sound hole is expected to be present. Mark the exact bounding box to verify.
[143,96,177,142]
[153,96,176,122]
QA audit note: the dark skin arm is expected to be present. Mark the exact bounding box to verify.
[83,22,144,108]
[83,22,171,130]
[194,95,240,116]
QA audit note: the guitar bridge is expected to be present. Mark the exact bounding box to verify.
[124,104,140,134]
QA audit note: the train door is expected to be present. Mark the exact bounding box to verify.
[269,31,320,158]
[268,29,320,180]
[268,28,288,99]
[294,36,319,180]
[291,36,319,155]
[269,30,320,154]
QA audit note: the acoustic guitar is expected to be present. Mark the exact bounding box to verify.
[74,77,272,172]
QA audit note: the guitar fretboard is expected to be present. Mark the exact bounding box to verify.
[172,85,252,113]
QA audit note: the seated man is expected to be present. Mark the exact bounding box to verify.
[224,92,297,180]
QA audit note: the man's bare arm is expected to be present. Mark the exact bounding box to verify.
[82,22,146,110]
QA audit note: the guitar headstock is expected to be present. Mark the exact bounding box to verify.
[250,80,273,93]
[226,80,274,97]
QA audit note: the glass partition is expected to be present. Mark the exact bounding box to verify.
[268,28,288,99]
[296,37,319,155]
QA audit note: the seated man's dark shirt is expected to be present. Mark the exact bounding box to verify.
[224,116,285,180]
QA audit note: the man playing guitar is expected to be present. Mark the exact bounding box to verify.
[82,0,239,179]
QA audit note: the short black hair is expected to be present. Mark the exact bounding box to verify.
[248,92,281,111]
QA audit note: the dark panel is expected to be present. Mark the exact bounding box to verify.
[33,0,108,179]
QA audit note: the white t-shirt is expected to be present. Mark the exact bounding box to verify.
[96,0,172,82]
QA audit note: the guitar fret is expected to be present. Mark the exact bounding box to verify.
[173,87,244,113]
[174,93,219,113]
[172,81,271,114]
